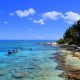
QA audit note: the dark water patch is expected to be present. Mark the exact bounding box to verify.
[32,59,40,62]
[25,68,36,70]
[48,57,54,60]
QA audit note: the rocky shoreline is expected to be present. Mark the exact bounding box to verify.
[41,42,80,80]
[55,48,80,80]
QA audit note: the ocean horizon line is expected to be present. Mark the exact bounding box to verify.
[0,39,57,41]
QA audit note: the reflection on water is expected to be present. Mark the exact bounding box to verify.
[0,40,65,80]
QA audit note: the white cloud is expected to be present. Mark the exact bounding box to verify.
[65,21,74,24]
[33,19,44,25]
[41,11,80,24]
[28,8,36,14]
[62,11,80,24]
[16,8,36,17]
[42,11,62,20]
[3,21,8,24]
[33,11,62,25]
[9,10,80,25]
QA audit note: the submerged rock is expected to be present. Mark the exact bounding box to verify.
[0,69,7,76]
[29,48,32,50]
[12,70,28,78]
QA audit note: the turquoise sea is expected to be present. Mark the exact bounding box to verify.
[0,40,65,80]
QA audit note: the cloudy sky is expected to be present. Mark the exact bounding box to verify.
[0,0,80,40]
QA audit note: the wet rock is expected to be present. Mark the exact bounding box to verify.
[59,71,80,80]
[59,72,65,78]
[72,52,80,58]
[56,51,80,80]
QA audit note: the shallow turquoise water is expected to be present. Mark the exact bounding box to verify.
[0,40,65,80]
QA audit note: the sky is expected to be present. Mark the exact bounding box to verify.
[0,0,80,40]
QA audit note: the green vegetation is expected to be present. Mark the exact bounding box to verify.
[57,20,80,46]
[57,38,65,44]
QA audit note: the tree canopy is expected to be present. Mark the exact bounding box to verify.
[57,20,80,46]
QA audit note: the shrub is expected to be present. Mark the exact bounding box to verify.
[57,38,65,44]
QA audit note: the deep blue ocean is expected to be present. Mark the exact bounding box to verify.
[0,40,65,80]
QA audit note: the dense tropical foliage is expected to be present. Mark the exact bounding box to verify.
[57,20,80,46]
